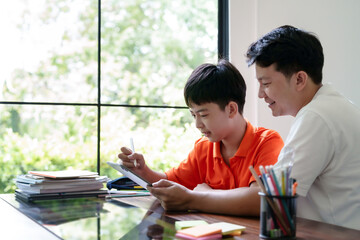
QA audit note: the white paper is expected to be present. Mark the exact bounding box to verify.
[107,161,151,189]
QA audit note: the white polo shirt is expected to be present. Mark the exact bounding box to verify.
[275,84,360,230]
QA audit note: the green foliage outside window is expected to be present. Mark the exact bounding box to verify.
[0,0,217,193]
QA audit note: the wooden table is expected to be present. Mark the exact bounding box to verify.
[118,196,360,240]
[1,194,359,239]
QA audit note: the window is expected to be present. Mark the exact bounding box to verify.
[0,0,228,193]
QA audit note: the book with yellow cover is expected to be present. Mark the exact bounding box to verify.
[208,222,246,235]
[176,224,222,238]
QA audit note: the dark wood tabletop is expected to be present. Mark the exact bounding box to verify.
[117,196,360,240]
[1,194,359,239]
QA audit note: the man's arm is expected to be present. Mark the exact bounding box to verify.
[148,180,260,216]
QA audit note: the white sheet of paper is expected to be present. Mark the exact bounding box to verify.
[107,161,151,189]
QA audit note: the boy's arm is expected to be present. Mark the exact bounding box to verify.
[118,147,167,183]
[190,182,260,216]
[141,165,167,183]
[149,180,260,216]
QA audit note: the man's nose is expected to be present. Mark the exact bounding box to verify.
[258,86,266,98]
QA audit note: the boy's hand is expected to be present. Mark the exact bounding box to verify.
[117,146,145,170]
[148,179,192,211]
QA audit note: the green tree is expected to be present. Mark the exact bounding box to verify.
[0,0,216,193]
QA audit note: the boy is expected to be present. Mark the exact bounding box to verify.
[118,59,283,216]
[246,25,360,229]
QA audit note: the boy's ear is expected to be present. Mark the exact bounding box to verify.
[228,101,238,118]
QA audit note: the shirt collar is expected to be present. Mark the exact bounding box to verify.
[213,120,254,158]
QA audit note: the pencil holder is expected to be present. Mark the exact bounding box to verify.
[259,192,297,239]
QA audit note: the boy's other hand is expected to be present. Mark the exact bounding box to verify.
[148,179,192,211]
[117,146,145,170]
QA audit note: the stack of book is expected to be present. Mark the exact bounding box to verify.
[14,170,109,202]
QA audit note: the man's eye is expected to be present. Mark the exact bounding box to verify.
[200,114,208,118]
[262,82,270,86]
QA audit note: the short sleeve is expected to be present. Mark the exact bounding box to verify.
[165,139,204,189]
[249,130,284,185]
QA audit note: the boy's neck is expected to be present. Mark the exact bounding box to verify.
[220,116,247,165]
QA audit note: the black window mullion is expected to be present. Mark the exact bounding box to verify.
[218,0,229,60]
[97,0,102,174]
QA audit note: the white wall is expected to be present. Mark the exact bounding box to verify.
[229,0,360,140]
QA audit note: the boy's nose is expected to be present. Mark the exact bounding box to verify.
[195,117,204,129]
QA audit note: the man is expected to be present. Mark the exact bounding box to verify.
[246,25,360,230]
[118,59,283,216]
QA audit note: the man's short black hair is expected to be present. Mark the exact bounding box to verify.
[246,25,324,84]
[184,59,246,114]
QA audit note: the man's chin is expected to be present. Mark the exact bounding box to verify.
[271,111,281,117]
[272,110,289,117]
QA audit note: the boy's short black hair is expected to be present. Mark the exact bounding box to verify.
[246,25,324,84]
[184,59,246,114]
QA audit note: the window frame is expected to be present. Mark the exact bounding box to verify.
[0,0,229,174]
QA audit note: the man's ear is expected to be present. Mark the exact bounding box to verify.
[227,101,238,118]
[295,71,308,91]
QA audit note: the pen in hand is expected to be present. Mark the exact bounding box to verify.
[130,137,137,167]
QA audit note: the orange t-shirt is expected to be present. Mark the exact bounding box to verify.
[166,121,284,190]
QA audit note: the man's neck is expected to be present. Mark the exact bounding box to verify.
[294,83,323,117]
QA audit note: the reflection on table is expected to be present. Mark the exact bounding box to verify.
[2,195,149,240]
[1,194,360,240]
